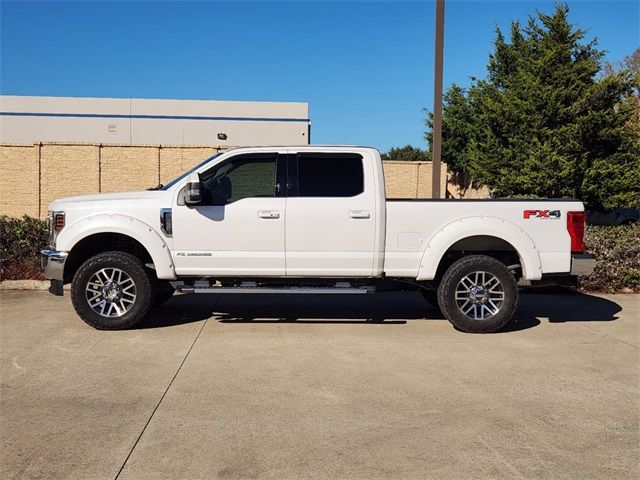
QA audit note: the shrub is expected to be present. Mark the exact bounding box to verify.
[581,224,640,293]
[0,215,49,281]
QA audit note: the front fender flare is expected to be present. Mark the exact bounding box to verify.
[56,213,176,280]
[416,216,542,281]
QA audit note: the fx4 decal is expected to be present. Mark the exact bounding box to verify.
[523,209,561,219]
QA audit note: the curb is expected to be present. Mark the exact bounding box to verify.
[0,280,71,291]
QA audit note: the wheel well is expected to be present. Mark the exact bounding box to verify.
[435,235,522,280]
[63,233,154,283]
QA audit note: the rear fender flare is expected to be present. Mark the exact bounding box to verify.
[416,216,542,281]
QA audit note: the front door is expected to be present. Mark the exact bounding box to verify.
[172,153,286,276]
[285,152,377,276]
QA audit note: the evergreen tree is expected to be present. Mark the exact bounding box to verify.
[381,145,430,161]
[427,4,639,209]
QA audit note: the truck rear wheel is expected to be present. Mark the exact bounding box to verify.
[437,255,518,333]
[71,251,154,330]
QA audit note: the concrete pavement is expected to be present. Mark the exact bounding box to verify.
[1,290,638,479]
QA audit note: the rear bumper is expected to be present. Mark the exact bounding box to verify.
[570,253,596,276]
[40,249,67,281]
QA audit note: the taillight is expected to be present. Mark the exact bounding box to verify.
[567,211,586,253]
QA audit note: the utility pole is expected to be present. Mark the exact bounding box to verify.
[431,0,445,198]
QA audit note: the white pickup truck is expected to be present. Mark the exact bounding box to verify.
[41,146,595,333]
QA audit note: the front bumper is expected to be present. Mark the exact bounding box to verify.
[570,253,596,276]
[40,249,68,281]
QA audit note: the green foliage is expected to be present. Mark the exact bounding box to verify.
[581,225,640,292]
[381,145,430,161]
[0,215,49,281]
[426,4,640,209]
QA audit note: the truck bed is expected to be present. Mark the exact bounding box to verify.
[383,198,583,278]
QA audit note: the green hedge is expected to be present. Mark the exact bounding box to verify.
[581,224,640,293]
[1,215,638,292]
[0,216,48,281]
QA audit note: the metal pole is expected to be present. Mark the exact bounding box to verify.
[431,0,445,199]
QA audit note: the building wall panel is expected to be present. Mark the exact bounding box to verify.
[0,145,39,218]
[100,146,159,192]
[40,144,100,213]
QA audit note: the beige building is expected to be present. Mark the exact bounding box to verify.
[0,95,310,147]
[0,96,485,219]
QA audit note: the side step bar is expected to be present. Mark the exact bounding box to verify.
[173,283,373,295]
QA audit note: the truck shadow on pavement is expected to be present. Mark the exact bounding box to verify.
[140,290,622,333]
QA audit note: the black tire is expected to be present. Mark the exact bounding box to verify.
[437,255,518,333]
[71,251,155,330]
[420,289,441,312]
[153,281,175,307]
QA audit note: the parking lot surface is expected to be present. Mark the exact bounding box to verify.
[1,290,638,479]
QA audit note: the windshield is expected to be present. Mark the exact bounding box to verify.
[161,152,225,190]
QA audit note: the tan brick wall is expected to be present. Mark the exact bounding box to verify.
[0,144,39,218]
[160,146,220,184]
[417,162,448,198]
[40,144,100,212]
[0,143,450,218]
[382,161,448,199]
[383,161,419,198]
[100,146,160,192]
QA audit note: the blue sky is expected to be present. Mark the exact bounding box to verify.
[1,1,638,151]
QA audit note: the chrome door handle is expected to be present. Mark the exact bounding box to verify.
[349,210,371,219]
[258,210,280,219]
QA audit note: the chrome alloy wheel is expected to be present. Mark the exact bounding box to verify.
[85,268,137,318]
[455,271,504,321]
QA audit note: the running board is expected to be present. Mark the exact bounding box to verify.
[174,284,373,295]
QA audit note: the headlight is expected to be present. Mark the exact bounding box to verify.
[48,211,65,247]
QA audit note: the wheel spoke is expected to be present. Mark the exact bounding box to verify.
[89,296,103,307]
[86,267,136,318]
[487,300,500,314]
[455,270,504,321]
[99,269,110,283]
[460,276,474,290]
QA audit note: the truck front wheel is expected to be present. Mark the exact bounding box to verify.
[71,251,154,330]
[437,255,518,333]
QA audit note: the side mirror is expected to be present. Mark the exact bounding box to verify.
[185,172,202,206]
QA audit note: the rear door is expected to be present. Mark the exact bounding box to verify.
[285,152,377,276]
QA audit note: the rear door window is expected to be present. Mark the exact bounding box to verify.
[295,154,364,197]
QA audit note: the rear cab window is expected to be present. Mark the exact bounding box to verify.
[291,153,364,197]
